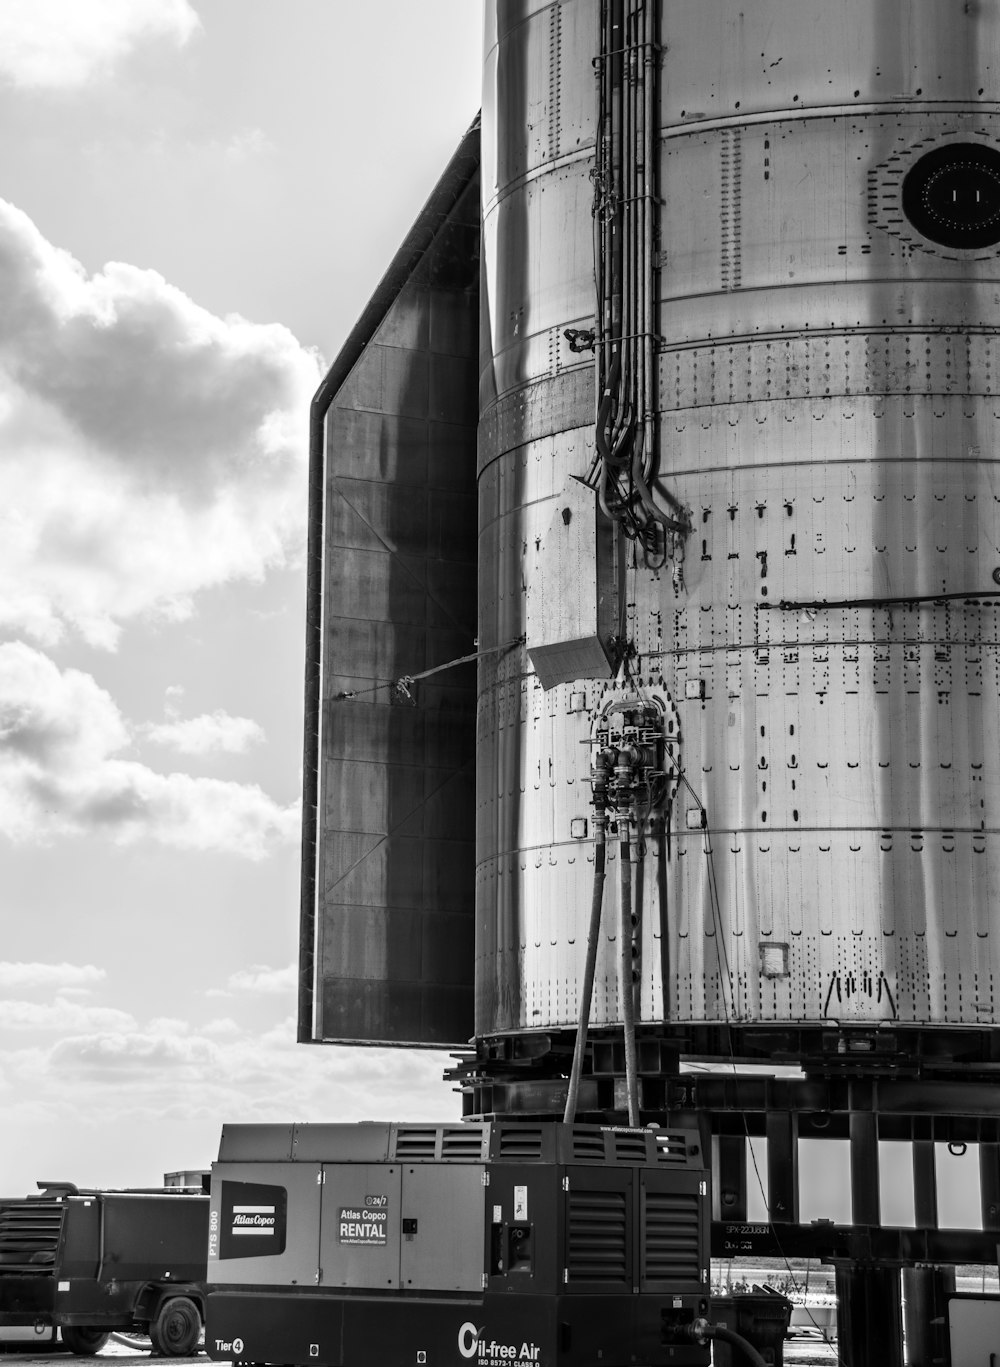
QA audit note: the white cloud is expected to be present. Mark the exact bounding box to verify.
[218,129,275,165]
[43,1017,456,1121]
[0,998,135,1033]
[0,641,298,858]
[210,963,297,997]
[51,1031,217,1074]
[0,1013,459,1189]
[146,1017,192,1035]
[144,710,264,755]
[0,0,200,90]
[0,200,322,648]
[0,962,105,992]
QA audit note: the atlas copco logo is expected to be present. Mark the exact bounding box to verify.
[232,1207,277,1232]
[219,1182,287,1259]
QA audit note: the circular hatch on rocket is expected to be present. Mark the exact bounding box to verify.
[902,141,1000,248]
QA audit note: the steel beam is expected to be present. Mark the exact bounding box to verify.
[850,1107,880,1228]
[765,1112,799,1224]
[714,1134,748,1222]
[713,1220,1000,1264]
[912,1138,938,1231]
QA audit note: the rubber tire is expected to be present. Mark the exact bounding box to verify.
[149,1297,201,1357]
[61,1326,111,1355]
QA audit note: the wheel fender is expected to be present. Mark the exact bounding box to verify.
[138,1283,205,1327]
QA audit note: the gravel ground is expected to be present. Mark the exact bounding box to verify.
[0,1344,204,1366]
[0,1354,204,1367]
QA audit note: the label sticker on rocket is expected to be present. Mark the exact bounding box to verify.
[338,1200,388,1246]
[513,1185,528,1221]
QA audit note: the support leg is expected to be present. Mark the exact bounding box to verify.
[901,1265,955,1367]
[912,1138,938,1230]
[766,1111,799,1224]
[714,1134,748,1222]
[849,1107,880,1227]
[980,1141,1000,1232]
[835,1264,903,1367]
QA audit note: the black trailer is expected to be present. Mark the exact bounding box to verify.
[0,1181,208,1355]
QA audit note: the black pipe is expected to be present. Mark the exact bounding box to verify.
[619,835,640,1125]
[563,831,607,1122]
[681,1320,767,1367]
[705,1324,768,1367]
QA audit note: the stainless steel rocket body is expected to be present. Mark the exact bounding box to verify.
[476,0,1000,1046]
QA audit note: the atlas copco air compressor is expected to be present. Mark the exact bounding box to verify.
[205,1121,710,1367]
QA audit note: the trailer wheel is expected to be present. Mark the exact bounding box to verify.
[61,1326,111,1355]
[149,1297,201,1357]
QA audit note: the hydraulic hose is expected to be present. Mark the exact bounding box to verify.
[709,1326,767,1367]
[683,1320,767,1367]
[619,835,640,1126]
[563,830,607,1123]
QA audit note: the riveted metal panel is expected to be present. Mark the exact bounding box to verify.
[477,0,1000,1046]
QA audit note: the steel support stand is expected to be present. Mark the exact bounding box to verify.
[766,1111,799,1224]
[714,1134,748,1222]
[912,1136,938,1231]
[849,1098,880,1227]
[980,1141,1000,1232]
[901,1265,955,1367]
[834,1264,904,1367]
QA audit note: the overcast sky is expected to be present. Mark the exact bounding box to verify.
[0,0,481,1194]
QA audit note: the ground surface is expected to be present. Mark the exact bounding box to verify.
[0,1345,838,1367]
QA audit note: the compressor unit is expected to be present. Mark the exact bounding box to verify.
[0,1181,207,1355]
[205,1122,710,1367]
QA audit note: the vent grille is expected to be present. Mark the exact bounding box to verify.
[498,1126,544,1158]
[393,1126,485,1160]
[440,1127,485,1159]
[566,1190,628,1283]
[612,1132,649,1163]
[0,1203,64,1274]
[393,1128,438,1158]
[570,1130,606,1161]
[643,1191,701,1284]
[652,1133,689,1165]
